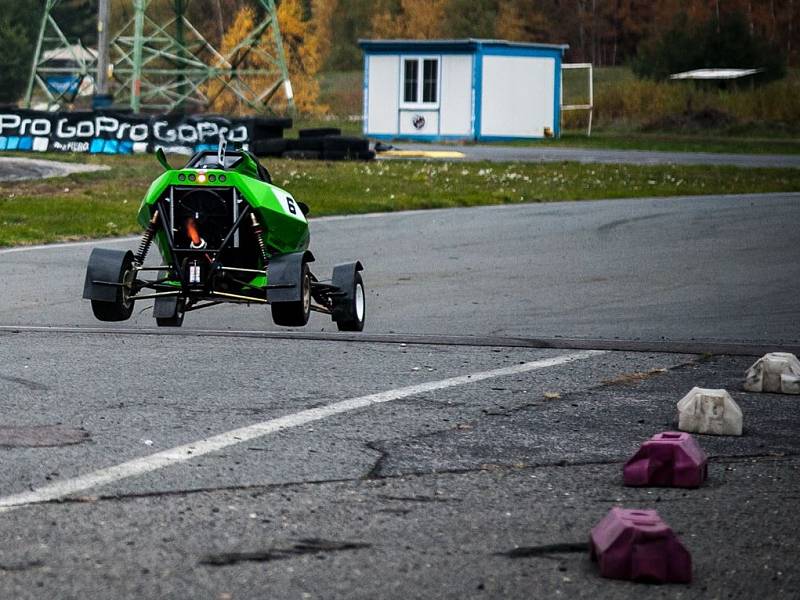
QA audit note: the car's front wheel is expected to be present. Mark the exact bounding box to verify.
[336,271,365,332]
[89,251,135,322]
[271,263,311,327]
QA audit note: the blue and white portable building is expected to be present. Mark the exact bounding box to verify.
[359,39,569,142]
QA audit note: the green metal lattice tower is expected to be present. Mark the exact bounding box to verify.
[25,0,295,114]
[24,0,98,108]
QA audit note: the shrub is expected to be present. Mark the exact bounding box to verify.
[562,68,800,132]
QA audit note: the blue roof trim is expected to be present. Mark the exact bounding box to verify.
[359,38,568,55]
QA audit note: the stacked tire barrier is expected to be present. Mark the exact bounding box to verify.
[251,128,375,161]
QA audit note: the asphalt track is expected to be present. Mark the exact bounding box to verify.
[384,143,800,168]
[0,190,798,598]
[2,192,798,344]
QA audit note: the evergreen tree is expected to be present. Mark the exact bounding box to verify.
[634,10,786,84]
[0,0,43,104]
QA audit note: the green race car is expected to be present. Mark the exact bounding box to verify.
[83,143,365,330]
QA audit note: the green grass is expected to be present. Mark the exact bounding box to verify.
[1,152,799,247]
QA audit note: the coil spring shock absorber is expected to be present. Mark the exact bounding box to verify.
[135,210,159,265]
[250,213,269,267]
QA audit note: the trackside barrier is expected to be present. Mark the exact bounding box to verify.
[677,387,743,436]
[590,508,692,583]
[623,432,708,488]
[744,352,800,395]
[0,109,290,155]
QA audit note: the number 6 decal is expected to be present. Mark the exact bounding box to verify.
[275,190,305,221]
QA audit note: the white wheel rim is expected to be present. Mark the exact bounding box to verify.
[121,268,134,308]
[302,274,311,314]
[355,283,365,322]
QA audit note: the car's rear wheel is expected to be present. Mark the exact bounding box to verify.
[155,297,185,327]
[271,263,311,327]
[336,272,365,332]
[89,252,135,322]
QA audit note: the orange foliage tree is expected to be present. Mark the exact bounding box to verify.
[205,0,326,116]
[370,0,448,39]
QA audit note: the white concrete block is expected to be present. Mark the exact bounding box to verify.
[677,387,743,436]
[743,353,800,395]
[781,374,800,395]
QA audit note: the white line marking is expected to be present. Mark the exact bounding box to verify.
[0,350,603,513]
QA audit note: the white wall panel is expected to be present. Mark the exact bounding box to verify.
[439,55,473,136]
[399,110,439,136]
[480,56,555,138]
[366,55,400,135]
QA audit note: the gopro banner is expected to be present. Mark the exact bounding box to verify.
[0,110,290,155]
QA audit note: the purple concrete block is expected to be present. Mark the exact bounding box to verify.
[623,431,708,488]
[590,508,692,584]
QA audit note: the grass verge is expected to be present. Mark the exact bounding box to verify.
[1,152,799,247]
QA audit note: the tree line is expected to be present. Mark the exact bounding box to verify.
[322,0,797,70]
[1,0,795,106]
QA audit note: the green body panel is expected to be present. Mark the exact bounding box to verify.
[136,158,310,282]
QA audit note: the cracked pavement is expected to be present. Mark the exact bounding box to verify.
[0,196,798,598]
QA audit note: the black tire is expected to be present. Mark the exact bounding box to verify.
[251,138,287,157]
[323,136,370,153]
[155,298,185,327]
[336,271,365,332]
[90,253,135,322]
[156,314,184,327]
[271,263,311,327]
[289,137,326,152]
[298,127,341,138]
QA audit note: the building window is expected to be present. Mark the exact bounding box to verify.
[422,59,438,103]
[402,57,438,105]
[403,59,418,103]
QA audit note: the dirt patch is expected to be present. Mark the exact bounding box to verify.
[601,368,668,386]
[200,538,370,566]
[0,425,90,448]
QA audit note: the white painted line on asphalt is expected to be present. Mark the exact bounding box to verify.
[0,350,604,513]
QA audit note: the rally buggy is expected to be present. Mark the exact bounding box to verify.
[82,142,365,330]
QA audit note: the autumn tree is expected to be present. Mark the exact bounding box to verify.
[369,0,448,39]
[311,0,337,60]
[494,0,548,42]
[277,0,326,114]
[204,0,326,115]
[187,0,800,73]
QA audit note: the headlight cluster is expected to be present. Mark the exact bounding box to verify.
[177,172,227,183]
